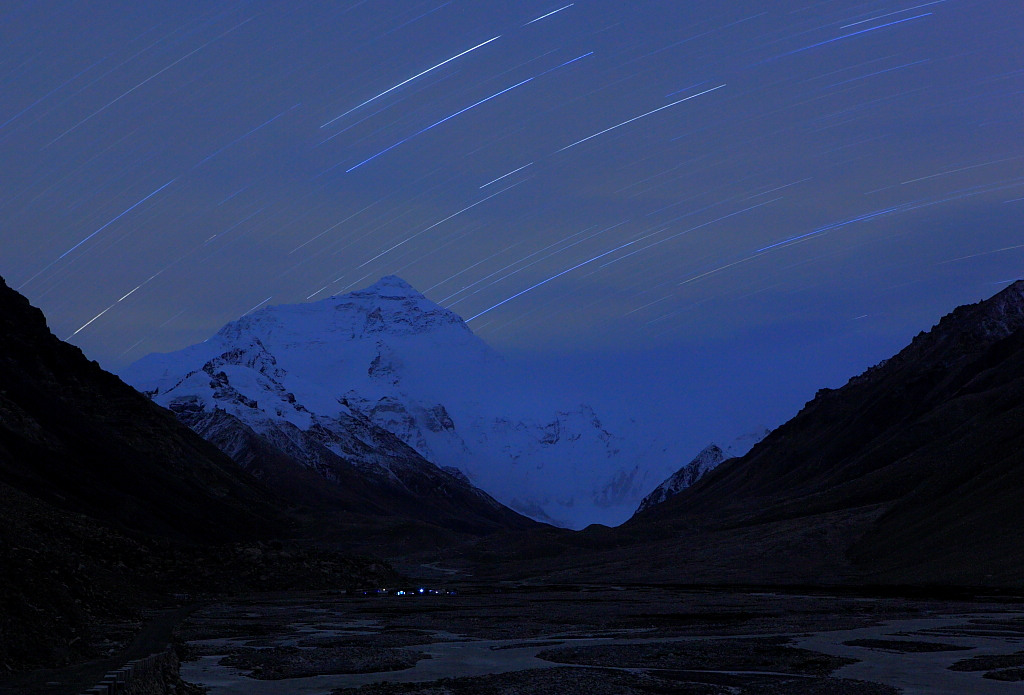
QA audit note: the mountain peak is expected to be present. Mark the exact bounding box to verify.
[351,275,424,299]
[976,278,1024,334]
[879,277,1024,374]
[937,278,1024,339]
[200,277,471,350]
[325,276,469,338]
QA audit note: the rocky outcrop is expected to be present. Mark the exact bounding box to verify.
[636,444,725,514]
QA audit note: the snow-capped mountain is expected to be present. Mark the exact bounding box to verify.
[635,429,770,515]
[122,276,679,528]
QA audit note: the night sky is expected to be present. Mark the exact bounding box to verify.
[2,1,1022,446]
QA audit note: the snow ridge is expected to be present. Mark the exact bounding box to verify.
[635,429,770,515]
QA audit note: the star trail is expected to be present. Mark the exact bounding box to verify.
[1,0,1021,440]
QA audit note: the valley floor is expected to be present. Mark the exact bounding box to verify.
[177,586,1024,694]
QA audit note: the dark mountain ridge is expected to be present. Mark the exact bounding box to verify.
[0,276,283,543]
[664,280,1024,514]
[622,279,1024,585]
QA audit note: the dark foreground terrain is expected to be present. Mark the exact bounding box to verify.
[177,585,1024,695]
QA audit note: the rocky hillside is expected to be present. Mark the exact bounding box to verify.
[630,280,1024,585]
[173,403,535,538]
[0,277,283,542]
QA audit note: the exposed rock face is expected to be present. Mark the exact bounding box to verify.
[636,444,725,513]
[169,402,531,535]
[635,430,771,514]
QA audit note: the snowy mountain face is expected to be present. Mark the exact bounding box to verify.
[635,430,770,515]
[122,276,680,529]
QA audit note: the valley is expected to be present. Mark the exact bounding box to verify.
[3,273,1024,694]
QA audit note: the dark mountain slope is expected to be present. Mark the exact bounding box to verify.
[0,276,283,542]
[177,406,537,545]
[476,281,1024,588]
[658,282,1024,515]
[624,279,1024,585]
[848,327,1024,583]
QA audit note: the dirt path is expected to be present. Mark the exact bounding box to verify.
[0,604,199,695]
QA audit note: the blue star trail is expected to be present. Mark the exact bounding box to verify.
[0,0,1019,437]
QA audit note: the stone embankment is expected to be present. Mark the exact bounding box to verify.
[80,646,198,695]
